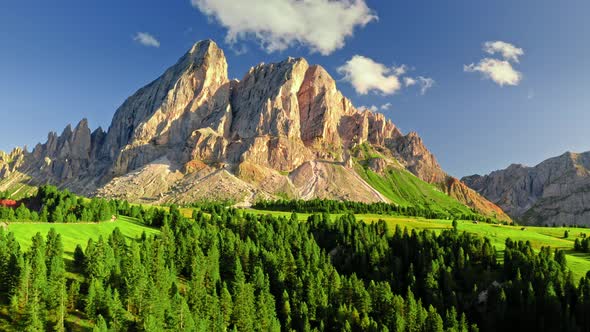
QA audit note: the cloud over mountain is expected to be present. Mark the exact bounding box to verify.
[337,55,402,95]
[338,56,435,96]
[191,0,376,55]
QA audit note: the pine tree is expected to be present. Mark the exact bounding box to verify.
[51,207,64,223]
[92,315,108,332]
[219,283,233,329]
[47,256,67,331]
[425,305,444,332]
[67,280,80,311]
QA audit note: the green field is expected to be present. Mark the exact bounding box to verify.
[5,216,159,259]
[246,208,590,280]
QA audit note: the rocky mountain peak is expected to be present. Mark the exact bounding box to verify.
[0,39,510,221]
[506,163,525,170]
[100,39,230,175]
[388,131,446,183]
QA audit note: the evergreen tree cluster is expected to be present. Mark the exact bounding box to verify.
[253,199,496,223]
[0,185,116,223]
[1,198,589,331]
[0,229,68,331]
[574,236,590,253]
[0,205,473,331]
[306,213,589,331]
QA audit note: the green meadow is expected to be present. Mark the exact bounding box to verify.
[5,216,159,259]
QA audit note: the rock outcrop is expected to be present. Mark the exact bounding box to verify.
[388,131,446,183]
[463,151,590,225]
[0,40,508,220]
[0,148,25,178]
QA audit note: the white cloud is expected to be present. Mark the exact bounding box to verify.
[358,102,393,112]
[464,58,522,86]
[416,76,435,95]
[403,77,416,87]
[358,105,379,112]
[483,41,524,63]
[133,32,160,48]
[380,102,392,110]
[403,76,434,94]
[191,0,376,55]
[337,55,402,95]
[465,40,524,86]
[392,65,408,76]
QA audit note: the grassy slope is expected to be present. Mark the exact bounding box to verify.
[247,208,590,281]
[356,165,473,216]
[6,216,159,259]
[0,171,37,200]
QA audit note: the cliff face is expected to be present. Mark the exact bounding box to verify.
[463,152,590,225]
[101,40,231,176]
[0,40,508,220]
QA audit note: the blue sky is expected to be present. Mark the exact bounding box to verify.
[1,0,589,177]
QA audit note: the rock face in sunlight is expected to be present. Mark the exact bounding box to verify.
[463,151,590,225]
[0,40,509,221]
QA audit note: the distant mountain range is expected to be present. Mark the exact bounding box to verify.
[463,151,590,225]
[0,40,509,221]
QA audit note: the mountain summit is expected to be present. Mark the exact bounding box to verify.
[0,40,509,221]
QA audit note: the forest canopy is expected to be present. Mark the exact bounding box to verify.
[0,189,588,331]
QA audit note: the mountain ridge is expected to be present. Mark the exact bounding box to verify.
[463,150,590,225]
[0,40,509,221]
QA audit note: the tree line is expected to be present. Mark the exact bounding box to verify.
[253,199,497,223]
[0,185,115,223]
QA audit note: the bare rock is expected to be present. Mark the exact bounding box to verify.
[463,151,590,225]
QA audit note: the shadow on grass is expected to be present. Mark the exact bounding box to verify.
[565,250,590,262]
[117,216,159,230]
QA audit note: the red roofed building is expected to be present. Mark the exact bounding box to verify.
[0,199,18,208]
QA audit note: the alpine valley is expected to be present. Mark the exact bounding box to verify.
[0,40,509,221]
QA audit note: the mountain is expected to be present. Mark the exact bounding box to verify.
[463,151,590,225]
[0,40,509,221]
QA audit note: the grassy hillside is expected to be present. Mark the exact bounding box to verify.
[356,165,475,217]
[6,216,159,259]
[0,171,37,200]
[247,208,590,280]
